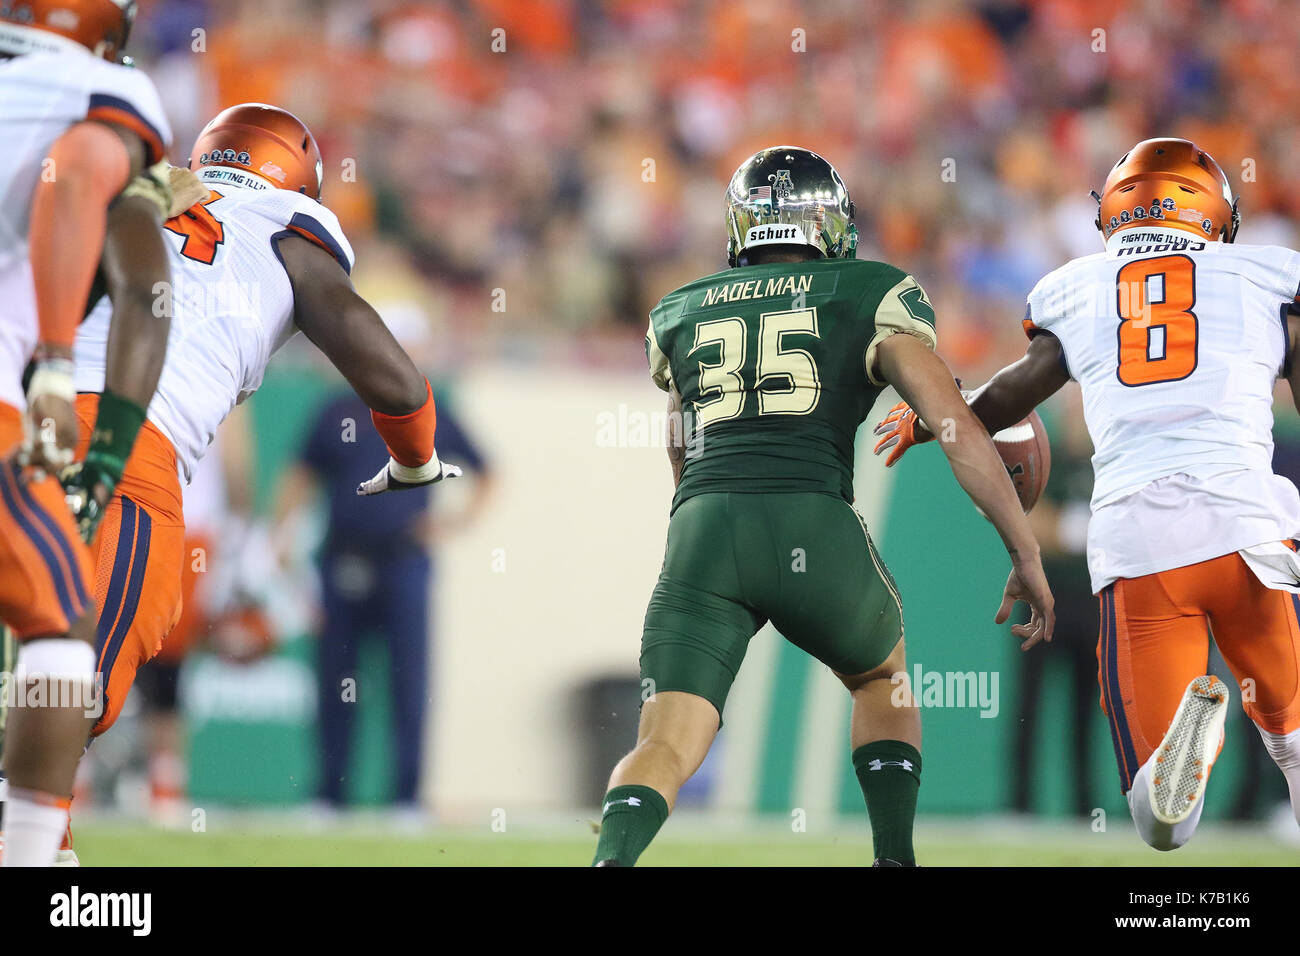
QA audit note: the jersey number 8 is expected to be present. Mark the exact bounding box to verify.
[1115,254,1198,387]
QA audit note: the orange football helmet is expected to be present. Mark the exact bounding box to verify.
[190,104,324,200]
[0,0,135,61]
[1092,138,1239,243]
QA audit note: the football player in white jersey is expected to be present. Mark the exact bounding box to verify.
[0,0,181,866]
[874,138,1300,851]
[67,103,459,802]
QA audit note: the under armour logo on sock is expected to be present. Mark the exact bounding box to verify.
[867,759,914,772]
[602,796,642,813]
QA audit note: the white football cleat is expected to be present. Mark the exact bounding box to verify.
[1148,675,1229,826]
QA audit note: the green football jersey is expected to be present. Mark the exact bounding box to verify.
[646,258,937,510]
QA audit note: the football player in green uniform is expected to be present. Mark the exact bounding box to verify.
[591,147,1054,867]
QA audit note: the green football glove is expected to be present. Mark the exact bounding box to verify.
[61,450,120,543]
[61,390,146,542]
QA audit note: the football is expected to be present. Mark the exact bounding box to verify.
[991,411,1052,513]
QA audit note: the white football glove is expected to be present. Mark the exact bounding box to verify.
[357,453,462,496]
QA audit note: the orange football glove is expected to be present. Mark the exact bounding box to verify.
[872,400,934,467]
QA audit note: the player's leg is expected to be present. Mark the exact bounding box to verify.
[1202,556,1300,828]
[1011,624,1048,813]
[379,551,431,807]
[595,690,721,866]
[834,638,922,866]
[70,395,186,745]
[316,552,368,807]
[765,496,918,864]
[1068,626,1098,817]
[1101,568,1221,850]
[138,529,211,819]
[87,494,186,742]
[593,494,763,866]
[0,446,98,866]
[135,658,186,820]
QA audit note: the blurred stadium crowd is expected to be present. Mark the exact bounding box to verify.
[130,0,1300,380]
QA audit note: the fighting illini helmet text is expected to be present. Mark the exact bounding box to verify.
[1093,137,1240,244]
[0,0,136,61]
[190,103,324,200]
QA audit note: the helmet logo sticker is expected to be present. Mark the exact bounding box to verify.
[198,149,252,166]
[771,169,793,199]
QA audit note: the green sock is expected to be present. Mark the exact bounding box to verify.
[853,740,922,865]
[592,785,669,866]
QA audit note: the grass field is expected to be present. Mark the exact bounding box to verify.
[65,813,1300,866]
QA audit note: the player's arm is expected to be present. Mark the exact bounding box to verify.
[100,193,171,410]
[277,235,460,494]
[59,190,174,540]
[1285,304,1300,417]
[874,332,1069,465]
[219,403,257,517]
[666,384,685,487]
[21,121,149,473]
[875,333,1055,648]
[966,333,1070,434]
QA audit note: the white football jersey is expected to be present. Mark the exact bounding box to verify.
[0,44,170,409]
[75,167,355,482]
[1025,225,1300,591]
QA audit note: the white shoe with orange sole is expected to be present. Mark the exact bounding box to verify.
[1148,675,1229,826]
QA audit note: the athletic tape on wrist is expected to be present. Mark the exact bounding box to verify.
[26,360,75,403]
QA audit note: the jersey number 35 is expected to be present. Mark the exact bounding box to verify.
[688,307,822,428]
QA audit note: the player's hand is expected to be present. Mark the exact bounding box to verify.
[872,400,934,467]
[19,393,79,477]
[356,453,462,496]
[995,553,1055,651]
[60,452,121,543]
[18,358,79,479]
